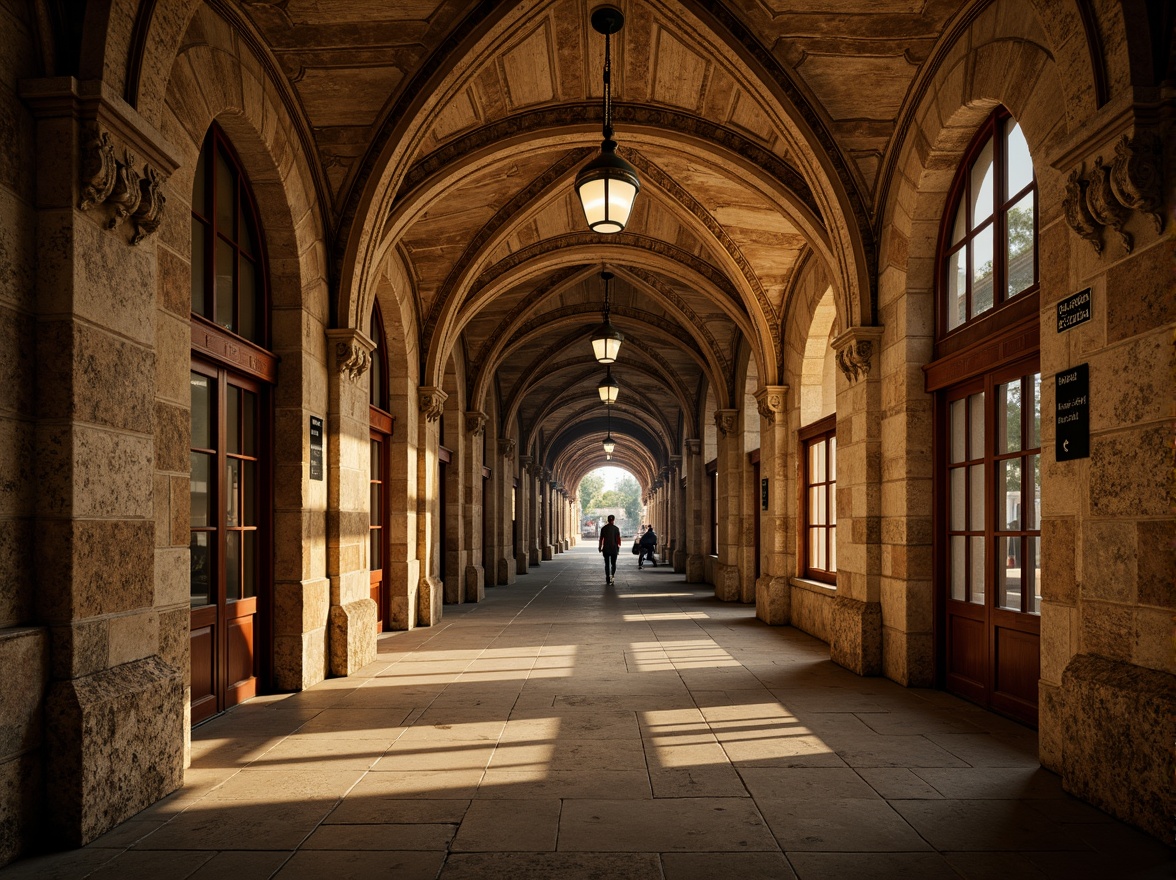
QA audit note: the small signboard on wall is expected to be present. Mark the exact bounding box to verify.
[761,478,769,510]
[1055,364,1089,461]
[310,416,324,480]
[1057,287,1092,333]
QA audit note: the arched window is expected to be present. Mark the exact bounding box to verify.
[191,125,268,345]
[940,110,1036,335]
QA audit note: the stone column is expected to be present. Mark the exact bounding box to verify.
[754,386,791,624]
[712,409,743,601]
[416,387,446,624]
[497,439,519,583]
[462,411,487,601]
[669,456,686,571]
[830,327,883,674]
[684,439,705,581]
[324,329,378,675]
[519,456,540,567]
[22,80,184,847]
[541,470,554,560]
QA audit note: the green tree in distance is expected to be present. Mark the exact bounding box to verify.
[578,472,603,512]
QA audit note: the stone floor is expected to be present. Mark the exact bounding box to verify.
[5,547,1171,879]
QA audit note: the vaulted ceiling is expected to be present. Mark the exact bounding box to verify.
[232,0,970,490]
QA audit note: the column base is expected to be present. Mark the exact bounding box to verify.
[542,544,553,560]
[713,562,740,602]
[528,547,540,566]
[1060,654,1175,840]
[516,551,529,575]
[496,557,516,585]
[417,574,444,625]
[464,564,485,602]
[328,597,377,676]
[673,548,687,573]
[830,596,882,675]
[685,553,706,583]
[755,575,790,625]
[45,656,183,847]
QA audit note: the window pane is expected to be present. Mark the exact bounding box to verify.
[971,223,994,317]
[997,381,1022,454]
[969,464,984,530]
[809,487,824,526]
[811,442,825,483]
[241,530,256,600]
[1029,454,1041,530]
[950,535,966,601]
[190,452,211,528]
[946,247,966,331]
[812,528,826,571]
[190,373,212,448]
[371,527,382,570]
[951,199,965,246]
[1027,536,1041,614]
[191,221,206,316]
[1030,374,1041,449]
[1006,122,1033,199]
[190,532,212,608]
[215,148,235,236]
[827,485,836,526]
[226,384,240,454]
[970,136,994,226]
[242,390,257,457]
[970,535,985,605]
[225,531,240,602]
[950,467,965,530]
[241,201,258,257]
[1006,191,1035,298]
[950,399,966,463]
[243,460,256,526]
[997,536,1022,611]
[370,481,381,526]
[828,436,836,480]
[193,144,208,217]
[999,458,1021,530]
[226,458,240,527]
[239,257,257,343]
[215,238,235,330]
[969,393,985,459]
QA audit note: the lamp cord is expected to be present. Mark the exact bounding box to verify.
[603,31,613,141]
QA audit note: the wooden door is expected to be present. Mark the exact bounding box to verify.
[369,408,392,632]
[940,360,1041,725]
[190,364,266,724]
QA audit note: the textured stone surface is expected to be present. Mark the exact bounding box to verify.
[755,575,789,625]
[0,751,39,867]
[0,628,47,758]
[44,655,184,846]
[328,597,377,677]
[1061,654,1175,839]
[830,596,882,676]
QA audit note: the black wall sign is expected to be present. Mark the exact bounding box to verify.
[1057,287,1092,333]
[761,478,769,510]
[309,416,324,480]
[1055,364,1089,461]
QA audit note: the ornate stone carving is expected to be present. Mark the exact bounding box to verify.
[1063,168,1104,254]
[669,455,682,471]
[336,342,370,381]
[106,151,142,228]
[465,411,487,436]
[1110,131,1164,234]
[1086,156,1132,253]
[714,409,738,436]
[754,385,788,425]
[79,127,117,211]
[832,327,883,383]
[685,439,701,456]
[130,166,165,245]
[500,438,515,458]
[519,455,533,475]
[419,386,447,421]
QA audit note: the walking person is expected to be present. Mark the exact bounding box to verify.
[598,514,621,585]
[638,524,658,568]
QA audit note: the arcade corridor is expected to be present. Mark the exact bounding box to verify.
[2,548,1167,880]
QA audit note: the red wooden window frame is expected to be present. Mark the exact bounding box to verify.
[799,414,837,585]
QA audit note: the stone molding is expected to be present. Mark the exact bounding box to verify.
[465,411,487,436]
[754,385,788,424]
[326,328,374,382]
[1061,131,1164,254]
[685,438,701,456]
[519,455,533,475]
[714,409,739,436]
[669,455,682,471]
[499,437,515,458]
[419,386,447,421]
[831,326,884,383]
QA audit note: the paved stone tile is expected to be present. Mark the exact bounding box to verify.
[855,767,944,799]
[826,732,971,768]
[250,736,393,770]
[661,851,797,880]
[913,767,1068,799]
[787,852,960,879]
[941,851,1052,879]
[889,800,1085,851]
[325,797,470,825]
[85,850,217,880]
[133,799,337,850]
[186,851,291,879]
[925,732,1042,767]
[202,767,366,801]
[348,769,483,799]
[478,769,651,799]
[87,818,169,849]
[758,798,932,852]
[374,740,496,772]
[451,798,560,851]
[490,736,647,771]
[558,798,777,852]
[501,708,641,741]
[274,850,445,879]
[438,852,663,879]
[301,822,456,850]
[740,767,881,800]
[649,766,750,798]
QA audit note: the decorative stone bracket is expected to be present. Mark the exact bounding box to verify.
[326,328,374,383]
[419,386,447,422]
[465,411,487,436]
[754,385,788,425]
[714,409,738,436]
[685,438,701,456]
[79,123,168,245]
[500,437,515,459]
[1062,131,1164,255]
[832,326,884,383]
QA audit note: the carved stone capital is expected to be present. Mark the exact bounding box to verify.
[685,439,702,456]
[831,326,883,383]
[1111,131,1164,233]
[79,126,117,211]
[1063,167,1103,253]
[714,409,739,436]
[519,455,533,475]
[1087,155,1132,253]
[327,329,375,383]
[754,385,789,424]
[669,455,682,471]
[465,410,487,437]
[130,164,165,245]
[419,386,447,422]
[500,438,515,458]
